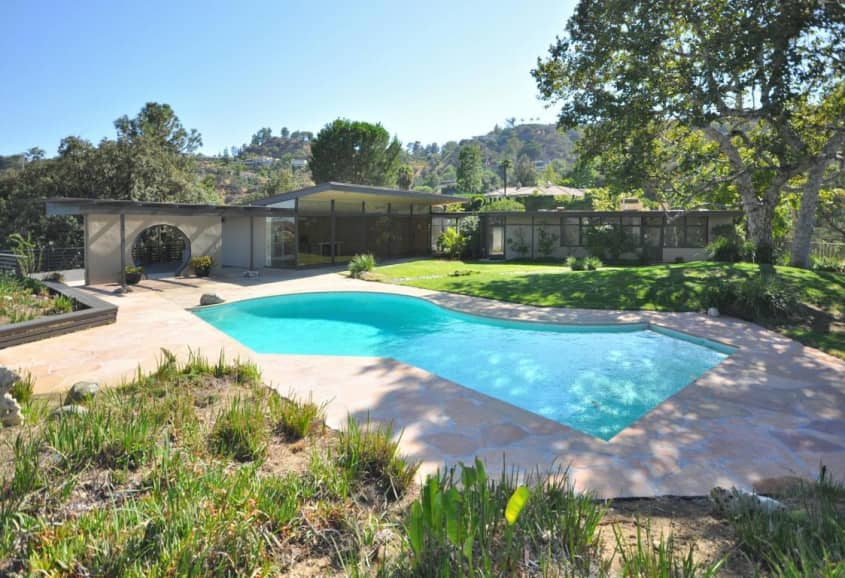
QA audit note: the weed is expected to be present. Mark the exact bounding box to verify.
[613,518,723,577]
[209,396,268,462]
[269,391,326,440]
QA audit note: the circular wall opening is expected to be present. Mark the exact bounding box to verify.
[131,224,191,277]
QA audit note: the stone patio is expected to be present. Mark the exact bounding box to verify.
[2,266,844,498]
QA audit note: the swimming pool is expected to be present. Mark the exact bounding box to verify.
[194,292,732,440]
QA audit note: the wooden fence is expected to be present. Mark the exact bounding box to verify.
[811,242,845,260]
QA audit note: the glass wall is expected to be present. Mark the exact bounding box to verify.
[265,217,296,267]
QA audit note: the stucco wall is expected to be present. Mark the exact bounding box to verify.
[85,213,223,285]
[221,216,266,269]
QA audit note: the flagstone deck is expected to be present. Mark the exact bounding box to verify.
[2,267,843,498]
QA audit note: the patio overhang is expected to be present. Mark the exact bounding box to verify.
[45,198,295,218]
[250,182,464,208]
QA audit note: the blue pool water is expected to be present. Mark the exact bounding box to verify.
[194,292,731,440]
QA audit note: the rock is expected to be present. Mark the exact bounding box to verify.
[707,307,720,317]
[0,367,20,391]
[50,404,89,419]
[113,286,132,294]
[200,293,225,306]
[1,394,23,427]
[242,270,260,278]
[710,486,785,517]
[66,381,99,404]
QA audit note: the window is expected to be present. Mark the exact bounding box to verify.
[662,216,709,248]
[685,216,707,247]
[561,216,580,246]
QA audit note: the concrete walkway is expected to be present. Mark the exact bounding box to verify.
[2,267,844,497]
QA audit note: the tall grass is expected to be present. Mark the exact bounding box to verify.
[336,415,419,501]
[268,391,327,440]
[209,396,268,462]
[613,518,723,577]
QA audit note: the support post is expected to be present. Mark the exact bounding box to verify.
[330,199,336,264]
[119,213,126,288]
[249,216,255,270]
[361,201,367,253]
[387,203,392,259]
[530,215,535,260]
[409,204,414,256]
[294,199,299,267]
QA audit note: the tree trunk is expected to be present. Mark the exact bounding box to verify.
[790,133,844,268]
[743,198,775,264]
[790,162,825,268]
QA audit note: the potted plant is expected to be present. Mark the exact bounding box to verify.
[190,255,214,277]
[124,265,143,285]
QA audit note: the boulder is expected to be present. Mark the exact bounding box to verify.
[0,367,20,392]
[1,394,23,427]
[200,293,225,306]
[66,381,99,404]
[50,404,89,420]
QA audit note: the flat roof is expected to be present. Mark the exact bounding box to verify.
[439,209,742,217]
[252,182,464,206]
[45,198,295,217]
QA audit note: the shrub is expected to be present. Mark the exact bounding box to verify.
[584,224,631,261]
[811,255,845,273]
[727,275,799,321]
[583,256,603,270]
[348,253,375,278]
[706,235,753,263]
[566,255,585,271]
[458,216,480,258]
[405,460,606,576]
[210,396,268,462]
[190,255,214,277]
[437,228,467,260]
[336,415,419,500]
[7,232,40,276]
[479,198,525,212]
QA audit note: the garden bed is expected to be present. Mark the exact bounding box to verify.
[2,350,842,576]
[0,279,117,349]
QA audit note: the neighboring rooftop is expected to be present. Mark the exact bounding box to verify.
[485,184,587,199]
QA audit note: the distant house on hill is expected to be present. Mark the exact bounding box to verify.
[244,156,276,168]
[291,158,308,169]
[485,184,586,200]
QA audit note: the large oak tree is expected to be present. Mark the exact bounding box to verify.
[533,0,845,265]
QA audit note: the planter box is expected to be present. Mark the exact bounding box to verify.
[0,282,118,349]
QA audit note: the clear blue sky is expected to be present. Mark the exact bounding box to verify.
[0,0,576,156]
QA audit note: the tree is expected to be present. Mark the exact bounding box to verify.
[308,119,402,186]
[250,127,273,147]
[456,143,483,194]
[500,159,513,196]
[515,154,537,187]
[397,165,414,190]
[533,0,845,265]
[280,126,290,139]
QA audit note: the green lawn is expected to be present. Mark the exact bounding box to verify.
[374,259,845,359]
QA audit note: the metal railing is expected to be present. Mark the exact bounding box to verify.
[0,246,84,274]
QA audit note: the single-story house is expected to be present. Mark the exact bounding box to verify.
[46,183,463,285]
[484,184,587,200]
[434,209,741,263]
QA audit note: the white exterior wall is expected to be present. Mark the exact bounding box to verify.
[85,213,223,285]
[221,216,266,269]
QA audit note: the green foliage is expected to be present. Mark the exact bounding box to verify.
[189,255,213,276]
[706,235,753,263]
[566,255,583,270]
[584,224,631,261]
[613,519,723,577]
[437,228,467,260]
[308,119,402,186]
[9,373,34,405]
[507,228,530,258]
[7,232,40,276]
[268,391,326,441]
[728,275,799,322]
[123,265,143,284]
[348,253,376,278]
[479,197,525,212]
[536,226,559,258]
[456,144,483,194]
[725,466,845,577]
[397,165,414,190]
[209,396,269,462]
[457,216,480,259]
[583,256,603,270]
[0,273,75,324]
[404,460,605,576]
[336,415,419,500]
[812,255,845,274]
